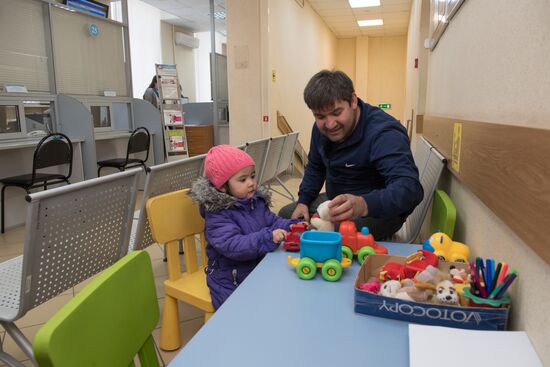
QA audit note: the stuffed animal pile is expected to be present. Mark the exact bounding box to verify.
[359,265,470,306]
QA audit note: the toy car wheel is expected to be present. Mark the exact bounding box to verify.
[321,259,342,282]
[297,257,317,280]
[342,246,353,260]
[438,255,446,261]
[358,246,375,265]
[454,258,466,263]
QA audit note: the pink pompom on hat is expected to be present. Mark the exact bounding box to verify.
[204,145,256,189]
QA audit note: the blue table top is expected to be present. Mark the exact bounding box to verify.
[169,242,420,366]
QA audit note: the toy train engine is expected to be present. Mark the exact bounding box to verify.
[339,220,388,264]
[283,222,308,251]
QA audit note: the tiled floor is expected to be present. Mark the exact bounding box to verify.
[0,174,302,366]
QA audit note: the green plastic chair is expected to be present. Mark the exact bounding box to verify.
[32,251,160,367]
[430,189,457,238]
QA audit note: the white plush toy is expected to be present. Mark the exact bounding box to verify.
[434,279,460,305]
[380,280,402,298]
[309,200,335,232]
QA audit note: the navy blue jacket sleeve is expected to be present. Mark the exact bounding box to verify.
[297,126,326,205]
[362,128,424,218]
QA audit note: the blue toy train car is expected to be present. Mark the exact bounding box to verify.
[287,231,351,281]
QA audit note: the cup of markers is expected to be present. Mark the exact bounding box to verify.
[464,257,518,308]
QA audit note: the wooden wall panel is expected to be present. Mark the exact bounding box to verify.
[424,116,550,265]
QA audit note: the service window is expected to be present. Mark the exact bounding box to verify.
[91,105,112,131]
[24,101,53,135]
[0,105,21,137]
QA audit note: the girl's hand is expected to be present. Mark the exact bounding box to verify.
[272,229,288,243]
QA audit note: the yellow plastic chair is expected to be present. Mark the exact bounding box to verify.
[146,188,214,351]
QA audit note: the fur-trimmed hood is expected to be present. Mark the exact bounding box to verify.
[189,176,272,213]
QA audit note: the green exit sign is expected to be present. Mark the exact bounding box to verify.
[378,103,392,109]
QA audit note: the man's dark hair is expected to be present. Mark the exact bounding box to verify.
[303,70,355,111]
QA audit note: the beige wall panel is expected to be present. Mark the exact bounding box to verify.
[354,36,369,100]
[227,0,265,145]
[417,0,550,363]
[161,21,175,65]
[174,44,197,103]
[171,26,197,102]
[267,0,337,149]
[336,38,356,81]
[367,36,406,122]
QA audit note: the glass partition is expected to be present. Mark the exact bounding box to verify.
[0,105,20,135]
[24,101,53,134]
[91,105,112,129]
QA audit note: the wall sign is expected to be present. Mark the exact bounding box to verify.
[451,122,462,172]
[88,23,100,38]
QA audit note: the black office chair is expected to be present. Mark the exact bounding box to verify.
[97,127,151,176]
[1,133,73,233]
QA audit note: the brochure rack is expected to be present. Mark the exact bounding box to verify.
[155,64,188,160]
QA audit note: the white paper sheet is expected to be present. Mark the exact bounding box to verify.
[409,324,543,367]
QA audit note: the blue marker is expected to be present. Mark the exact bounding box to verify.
[492,273,518,299]
[478,258,488,294]
[485,259,494,292]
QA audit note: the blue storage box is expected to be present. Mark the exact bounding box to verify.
[354,254,510,330]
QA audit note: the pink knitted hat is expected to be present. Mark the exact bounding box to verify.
[204,145,255,189]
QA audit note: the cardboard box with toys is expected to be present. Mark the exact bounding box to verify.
[354,252,510,330]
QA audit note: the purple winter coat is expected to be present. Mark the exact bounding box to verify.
[189,176,298,309]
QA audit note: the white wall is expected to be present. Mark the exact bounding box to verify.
[127,0,163,98]
[195,31,227,102]
[405,0,550,363]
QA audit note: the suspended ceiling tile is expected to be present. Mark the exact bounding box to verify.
[322,15,358,22]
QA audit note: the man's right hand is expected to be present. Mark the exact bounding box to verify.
[291,203,310,222]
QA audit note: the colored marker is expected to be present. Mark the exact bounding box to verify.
[491,262,503,293]
[497,262,508,285]
[485,259,494,292]
[478,259,488,296]
[492,273,518,299]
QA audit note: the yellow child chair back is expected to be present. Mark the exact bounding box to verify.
[146,188,214,351]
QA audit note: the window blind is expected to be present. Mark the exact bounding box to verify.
[51,7,128,96]
[0,0,50,92]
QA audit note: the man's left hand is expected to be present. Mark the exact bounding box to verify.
[327,194,368,222]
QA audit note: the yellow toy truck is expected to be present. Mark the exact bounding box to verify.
[422,232,469,263]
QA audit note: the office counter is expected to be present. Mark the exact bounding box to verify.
[169,243,420,367]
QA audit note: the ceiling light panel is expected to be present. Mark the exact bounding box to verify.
[349,0,380,8]
[358,19,383,26]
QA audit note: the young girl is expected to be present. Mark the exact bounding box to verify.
[190,145,300,309]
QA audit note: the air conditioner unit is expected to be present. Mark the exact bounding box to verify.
[175,32,200,49]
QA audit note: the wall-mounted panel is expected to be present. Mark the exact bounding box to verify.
[424,115,550,265]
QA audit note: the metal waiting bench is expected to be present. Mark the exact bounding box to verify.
[392,136,447,243]
[0,169,140,366]
[244,137,270,186]
[131,154,206,252]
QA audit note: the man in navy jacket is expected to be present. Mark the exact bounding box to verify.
[279,70,423,239]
